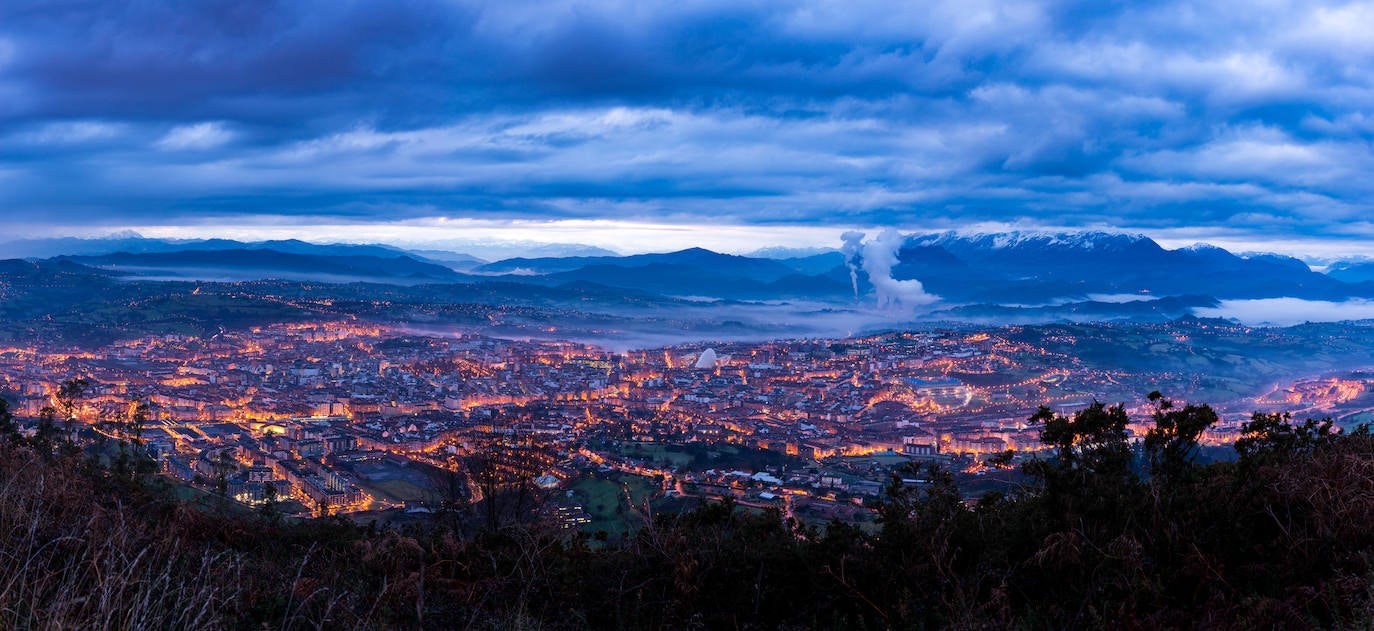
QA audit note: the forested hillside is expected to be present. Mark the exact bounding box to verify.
[2,396,1372,629]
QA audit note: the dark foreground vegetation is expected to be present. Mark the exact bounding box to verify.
[3,395,1374,630]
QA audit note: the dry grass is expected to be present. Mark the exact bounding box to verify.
[0,447,242,630]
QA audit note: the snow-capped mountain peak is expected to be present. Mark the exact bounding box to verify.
[909,230,1152,251]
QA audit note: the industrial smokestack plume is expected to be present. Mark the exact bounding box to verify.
[840,231,866,301]
[841,229,938,309]
[864,228,937,308]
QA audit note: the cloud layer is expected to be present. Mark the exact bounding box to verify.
[2,0,1373,250]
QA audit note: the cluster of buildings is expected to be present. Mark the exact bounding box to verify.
[0,318,1341,520]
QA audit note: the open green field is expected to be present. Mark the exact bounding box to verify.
[571,476,641,537]
[616,442,695,467]
[346,457,452,505]
[361,478,431,504]
[568,472,665,539]
[604,440,804,472]
[624,475,659,508]
[951,369,1040,388]
[840,451,913,467]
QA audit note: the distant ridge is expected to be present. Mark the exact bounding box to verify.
[476,247,801,279]
[1,234,419,260]
[1327,261,1374,284]
[59,249,468,283]
[0,234,620,271]
[892,231,1349,303]
[745,246,838,259]
[9,230,1374,313]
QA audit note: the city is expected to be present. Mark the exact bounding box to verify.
[6,0,1374,625]
[9,316,1374,537]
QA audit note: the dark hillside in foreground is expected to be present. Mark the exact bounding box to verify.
[4,397,1374,629]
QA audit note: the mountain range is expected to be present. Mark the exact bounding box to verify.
[58,249,469,284]
[896,232,1351,303]
[7,231,1374,327]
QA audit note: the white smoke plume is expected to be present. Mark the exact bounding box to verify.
[840,230,865,300]
[848,228,938,309]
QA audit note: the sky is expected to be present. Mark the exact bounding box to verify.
[2,0,1374,256]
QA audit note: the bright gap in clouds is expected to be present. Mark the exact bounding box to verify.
[69,218,1374,262]
[112,219,853,255]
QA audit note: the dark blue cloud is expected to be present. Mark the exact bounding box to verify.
[1,0,1373,248]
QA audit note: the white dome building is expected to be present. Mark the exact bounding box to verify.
[694,348,719,369]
